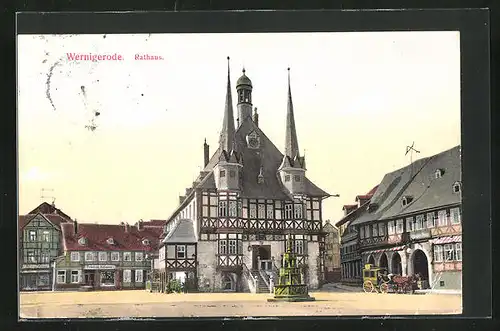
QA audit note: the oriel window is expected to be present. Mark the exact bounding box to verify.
[258,204,265,219]
[219,201,228,217]
[228,201,237,217]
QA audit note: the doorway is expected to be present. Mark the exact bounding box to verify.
[252,245,271,270]
[412,249,429,280]
[84,272,95,287]
[391,253,402,275]
[379,253,388,270]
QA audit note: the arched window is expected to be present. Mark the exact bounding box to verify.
[223,275,234,291]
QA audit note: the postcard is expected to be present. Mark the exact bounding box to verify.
[17,25,465,318]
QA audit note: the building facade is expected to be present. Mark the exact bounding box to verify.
[19,202,74,291]
[351,146,462,290]
[160,60,331,293]
[54,220,163,291]
[323,220,341,283]
[335,186,377,285]
[157,219,198,292]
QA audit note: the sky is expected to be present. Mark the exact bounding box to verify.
[17,32,461,224]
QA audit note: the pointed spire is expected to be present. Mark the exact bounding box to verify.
[253,107,259,126]
[219,56,236,153]
[284,67,300,161]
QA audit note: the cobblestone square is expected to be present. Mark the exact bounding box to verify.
[20,290,462,318]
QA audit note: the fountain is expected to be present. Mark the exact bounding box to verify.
[267,235,315,302]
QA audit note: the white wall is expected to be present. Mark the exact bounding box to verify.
[307,241,320,289]
[197,241,217,291]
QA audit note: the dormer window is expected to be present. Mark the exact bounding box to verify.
[284,175,291,182]
[294,175,301,182]
[453,181,462,193]
[78,237,87,246]
[401,196,413,207]
[435,168,445,179]
[142,239,150,246]
[106,237,115,245]
[368,203,378,213]
[220,170,226,178]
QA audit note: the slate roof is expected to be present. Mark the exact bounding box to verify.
[351,145,461,225]
[382,145,461,218]
[165,69,329,221]
[61,222,163,252]
[162,219,197,244]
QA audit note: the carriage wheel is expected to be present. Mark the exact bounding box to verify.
[363,280,374,293]
[379,283,389,294]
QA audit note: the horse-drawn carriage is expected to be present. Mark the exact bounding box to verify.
[362,264,418,294]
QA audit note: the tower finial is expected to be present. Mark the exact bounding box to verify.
[219,56,236,152]
[284,67,300,161]
[242,67,246,74]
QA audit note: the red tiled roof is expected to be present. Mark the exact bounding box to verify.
[18,213,72,231]
[18,215,36,231]
[366,185,379,196]
[61,222,163,252]
[335,185,379,227]
[27,202,73,222]
[142,219,166,227]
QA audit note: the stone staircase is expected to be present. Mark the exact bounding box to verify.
[251,270,270,293]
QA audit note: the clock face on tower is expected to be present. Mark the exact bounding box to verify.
[246,131,260,149]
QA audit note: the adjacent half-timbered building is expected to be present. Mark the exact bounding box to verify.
[352,146,462,290]
[335,186,377,285]
[19,202,74,291]
[157,219,198,292]
[322,220,341,283]
[54,220,163,291]
[162,59,331,292]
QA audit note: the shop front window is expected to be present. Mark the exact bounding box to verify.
[100,271,115,286]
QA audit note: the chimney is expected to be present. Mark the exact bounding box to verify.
[137,220,144,231]
[204,139,210,167]
[73,220,78,235]
[124,222,129,233]
[253,107,259,126]
[179,196,185,204]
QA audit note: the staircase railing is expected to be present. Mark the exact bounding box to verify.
[242,263,258,293]
[259,269,270,289]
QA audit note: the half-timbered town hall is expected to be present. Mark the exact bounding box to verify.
[157,58,331,293]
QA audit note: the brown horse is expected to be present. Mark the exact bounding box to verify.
[391,275,417,294]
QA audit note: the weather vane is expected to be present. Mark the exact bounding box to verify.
[405,141,420,167]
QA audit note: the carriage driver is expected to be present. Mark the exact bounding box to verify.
[378,269,391,283]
